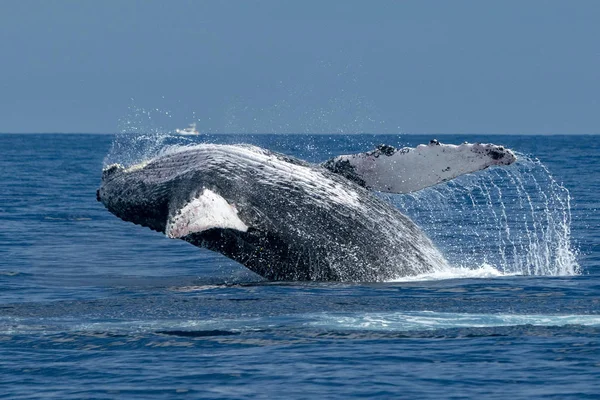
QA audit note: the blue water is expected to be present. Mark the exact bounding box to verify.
[1,134,599,399]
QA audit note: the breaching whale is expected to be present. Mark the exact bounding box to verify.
[97,140,516,281]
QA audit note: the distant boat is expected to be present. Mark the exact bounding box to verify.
[175,123,199,136]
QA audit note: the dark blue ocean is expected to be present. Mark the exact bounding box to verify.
[1,133,598,399]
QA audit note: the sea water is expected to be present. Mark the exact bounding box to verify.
[0,133,598,399]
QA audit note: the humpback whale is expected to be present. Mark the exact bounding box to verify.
[97,140,516,281]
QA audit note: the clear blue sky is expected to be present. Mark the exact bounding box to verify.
[1,0,598,134]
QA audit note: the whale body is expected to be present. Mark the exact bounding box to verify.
[97,141,516,281]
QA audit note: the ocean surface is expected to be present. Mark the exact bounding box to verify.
[1,133,598,399]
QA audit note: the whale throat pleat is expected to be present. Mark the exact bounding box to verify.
[165,189,248,239]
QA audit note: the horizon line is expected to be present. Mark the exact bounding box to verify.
[1,132,598,136]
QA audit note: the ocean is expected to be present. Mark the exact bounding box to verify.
[1,133,598,399]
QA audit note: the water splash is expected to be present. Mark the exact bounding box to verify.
[390,263,513,282]
[103,120,579,278]
[104,103,197,167]
[392,154,580,276]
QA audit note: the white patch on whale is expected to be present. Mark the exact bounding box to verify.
[166,189,248,238]
[331,141,517,194]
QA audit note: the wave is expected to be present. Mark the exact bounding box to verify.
[3,311,600,337]
[306,311,600,332]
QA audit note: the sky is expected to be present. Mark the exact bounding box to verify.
[0,0,598,134]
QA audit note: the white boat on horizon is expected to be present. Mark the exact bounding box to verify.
[175,123,200,136]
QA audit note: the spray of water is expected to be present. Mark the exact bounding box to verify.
[392,154,579,277]
[104,110,579,280]
[104,103,197,167]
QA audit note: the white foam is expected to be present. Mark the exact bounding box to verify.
[388,263,515,282]
[306,311,600,331]
[3,310,599,336]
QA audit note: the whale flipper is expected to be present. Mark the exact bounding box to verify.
[323,140,517,194]
[166,188,249,239]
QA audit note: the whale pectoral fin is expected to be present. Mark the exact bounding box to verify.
[323,140,517,194]
[165,189,249,239]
